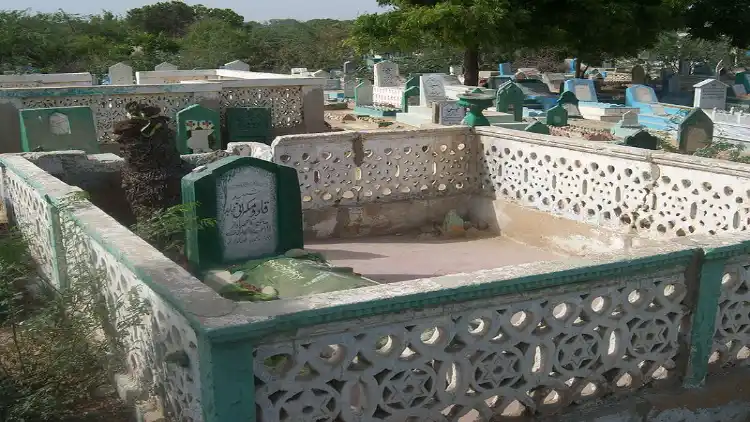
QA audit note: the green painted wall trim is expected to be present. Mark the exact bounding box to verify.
[198,334,256,422]
[0,84,210,98]
[44,194,69,290]
[205,248,698,343]
[684,253,725,388]
[0,156,207,333]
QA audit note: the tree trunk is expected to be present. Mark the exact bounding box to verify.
[575,58,582,78]
[463,47,479,87]
[114,103,187,225]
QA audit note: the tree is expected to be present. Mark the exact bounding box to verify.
[179,18,249,69]
[125,1,197,37]
[683,0,750,49]
[529,0,682,77]
[349,0,536,86]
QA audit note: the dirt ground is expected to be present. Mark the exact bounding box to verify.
[325,107,412,131]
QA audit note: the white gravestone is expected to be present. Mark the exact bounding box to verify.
[621,110,640,128]
[373,60,400,87]
[108,62,133,85]
[49,113,72,135]
[420,74,448,106]
[155,62,178,71]
[693,79,727,109]
[634,86,657,103]
[291,67,308,75]
[224,60,250,71]
[355,79,373,106]
[216,166,278,261]
[437,102,466,126]
[574,83,595,102]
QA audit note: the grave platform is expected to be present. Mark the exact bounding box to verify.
[578,102,640,122]
[353,105,400,118]
[308,232,563,284]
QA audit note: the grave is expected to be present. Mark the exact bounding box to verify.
[108,62,133,85]
[545,105,568,127]
[564,79,639,122]
[371,60,405,108]
[495,82,524,122]
[498,63,512,75]
[176,104,221,154]
[557,91,582,118]
[396,74,468,127]
[624,84,694,131]
[677,108,714,153]
[19,106,99,153]
[735,71,750,93]
[611,110,644,139]
[224,60,250,71]
[525,121,550,135]
[631,65,646,85]
[353,79,399,117]
[182,155,303,270]
[542,73,566,94]
[155,62,178,71]
[515,79,558,110]
[343,61,355,74]
[621,130,658,150]
[226,107,273,144]
[693,79,727,110]
[291,67,309,75]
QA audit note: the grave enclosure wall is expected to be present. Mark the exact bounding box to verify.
[0,73,326,152]
[6,127,750,420]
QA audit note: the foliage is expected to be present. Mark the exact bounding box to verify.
[683,0,750,49]
[649,32,740,72]
[0,193,147,421]
[131,202,215,261]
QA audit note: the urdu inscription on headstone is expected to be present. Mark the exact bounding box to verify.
[437,102,466,125]
[182,156,303,269]
[693,79,727,109]
[419,74,447,106]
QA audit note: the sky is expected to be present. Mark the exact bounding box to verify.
[0,0,387,21]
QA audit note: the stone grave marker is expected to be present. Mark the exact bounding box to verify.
[733,84,747,97]
[631,65,646,84]
[226,107,273,144]
[632,85,658,103]
[495,82,524,121]
[449,65,463,76]
[542,73,565,93]
[435,102,466,125]
[354,79,373,106]
[557,90,582,118]
[525,121,550,135]
[176,104,221,154]
[343,61,355,74]
[498,63,512,75]
[693,79,727,109]
[546,105,568,127]
[224,60,250,71]
[155,62,178,71]
[373,60,400,87]
[343,77,356,98]
[108,62,133,85]
[623,130,658,150]
[419,74,447,106]
[567,79,597,102]
[19,106,99,153]
[621,110,639,127]
[291,67,309,75]
[182,155,303,270]
[678,108,714,153]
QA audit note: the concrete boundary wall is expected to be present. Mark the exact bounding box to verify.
[3,127,750,420]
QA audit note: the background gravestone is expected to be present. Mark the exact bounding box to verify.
[678,108,714,153]
[108,62,133,85]
[176,104,221,154]
[693,79,727,109]
[226,107,273,144]
[495,82,524,121]
[19,106,100,153]
[525,121,550,135]
[435,102,466,125]
[224,60,250,71]
[182,155,303,270]
[155,62,178,71]
[419,74,448,106]
[546,105,568,126]
[557,91,582,118]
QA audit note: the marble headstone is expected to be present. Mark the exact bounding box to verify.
[373,60,400,87]
[108,62,133,85]
[436,102,466,126]
[419,74,448,106]
[182,156,303,269]
[693,79,727,109]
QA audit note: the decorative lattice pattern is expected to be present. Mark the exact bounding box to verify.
[275,131,474,209]
[711,260,750,371]
[21,93,200,143]
[479,137,750,237]
[254,271,686,421]
[220,86,303,128]
[1,169,57,284]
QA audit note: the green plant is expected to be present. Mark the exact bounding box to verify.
[0,191,148,421]
[131,202,215,265]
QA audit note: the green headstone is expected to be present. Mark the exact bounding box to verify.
[525,121,550,135]
[557,90,579,106]
[176,104,221,154]
[623,130,658,150]
[226,107,273,145]
[677,108,714,153]
[401,86,419,112]
[495,82,524,121]
[182,156,303,270]
[546,104,568,126]
[19,106,99,153]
